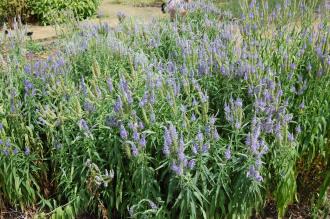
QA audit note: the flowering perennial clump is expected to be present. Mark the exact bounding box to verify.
[0,0,329,218]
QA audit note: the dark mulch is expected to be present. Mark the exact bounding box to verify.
[286,203,312,219]
[263,199,278,218]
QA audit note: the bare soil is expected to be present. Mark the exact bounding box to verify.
[26,0,165,41]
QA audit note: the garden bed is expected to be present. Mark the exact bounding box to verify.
[0,0,329,218]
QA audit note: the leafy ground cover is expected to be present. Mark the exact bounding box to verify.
[0,0,329,218]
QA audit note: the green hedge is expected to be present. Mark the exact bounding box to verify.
[28,0,101,24]
[0,0,29,25]
[0,0,101,25]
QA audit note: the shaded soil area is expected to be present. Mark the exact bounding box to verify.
[252,155,330,219]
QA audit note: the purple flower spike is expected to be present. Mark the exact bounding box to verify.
[5,139,11,147]
[178,150,186,162]
[209,115,216,125]
[23,79,35,96]
[114,96,123,113]
[247,165,263,182]
[83,101,96,113]
[169,124,178,143]
[130,142,139,157]
[164,127,172,147]
[120,124,128,140]
[192,141,199,154]
[139,133,146,148]
[191,113,196,122]
[163,142,170,156]
[139,91,149,108]
[79,119,89,132]
[80,78,87,96]
[178,136,186,161]
[295,125,301,134]
[24,147,30,155]
[171,163,182,175]
[201,92,209,103]
[188,159,196,170]
[307,63,312,72]
[150,111,156,123]
[202,143,209,153]
[139,121,144,130]
[213,129,220,141]
[3,149,9,156]
[13,148,19,155]
[225,146,231,160]
[274,123,282,140]
[287,132,294,142]
[133,130,139,141]
[299,101,305,109]
[196,130,204,143]
[205,126,211,136]
[192,98,198,106]
[235,121,241,130]
[234,98,243,108]
[255,171,263,182]
[106,78,113,93]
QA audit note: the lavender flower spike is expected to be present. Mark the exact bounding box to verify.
[120,124,128,139]
[225,146,231,160]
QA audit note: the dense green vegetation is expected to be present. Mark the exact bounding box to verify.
[213,0,326,16]
[108,0,326,15]
[0,0,329,218]
[0,0,101,25]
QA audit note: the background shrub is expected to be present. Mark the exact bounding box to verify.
[28,0,101,25]
[0,0,29,27]
[0,0,100,25]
